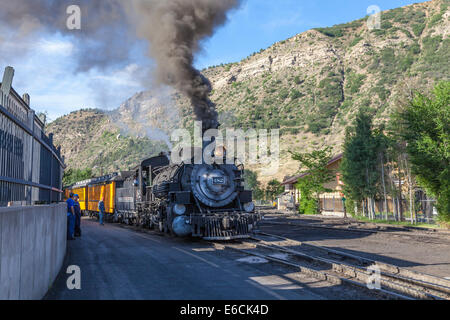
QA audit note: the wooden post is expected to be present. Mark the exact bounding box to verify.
[380,153,388,219]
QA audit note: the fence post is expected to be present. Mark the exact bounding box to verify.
[26,110,34,205]
[332,196,335,213]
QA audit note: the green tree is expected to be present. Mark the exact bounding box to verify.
[340,109,385,218]
[63,168,94,187]
[244,170,264,200]
[290,147,335,214]
[265,179,284,202]
[391,81,450,222]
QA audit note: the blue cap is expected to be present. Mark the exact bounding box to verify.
[74,194,79,198]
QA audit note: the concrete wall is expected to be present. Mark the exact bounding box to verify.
[0,203,66,300]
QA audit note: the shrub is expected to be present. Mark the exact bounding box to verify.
[373,85,389,101]
[294,76,304,85]
[409,43,421,55]
[307,117,329,134]
[429,2,448,27]
[371,29,386,36]
[290,89,304,100]
[400,54,415,71]
[346,73,366,94]
[412,23,426,37]
[278,88,289,100]
[383,7,404,22]
[315,26,344,38]
[349,37,363,47]
[401,29,413,38]
[381,21,393,30]
[422,35,442,55]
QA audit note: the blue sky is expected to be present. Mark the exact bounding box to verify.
[1,0,422,121]
[196,0,421,68]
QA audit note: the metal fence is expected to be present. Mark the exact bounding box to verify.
[0,66,65,206]
[320,196,437,223]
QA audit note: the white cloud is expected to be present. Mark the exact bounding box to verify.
[91,63,143,87]
[37,39,74,56]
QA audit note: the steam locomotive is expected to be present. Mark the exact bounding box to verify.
[68,150,260,240]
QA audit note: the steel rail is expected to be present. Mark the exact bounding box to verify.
[242,232,450,300]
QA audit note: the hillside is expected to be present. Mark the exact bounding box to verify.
[47,0,450,184]
[48,108,168,173]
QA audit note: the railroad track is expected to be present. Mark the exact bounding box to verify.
[214,231,450,300]
[260,219,450,244]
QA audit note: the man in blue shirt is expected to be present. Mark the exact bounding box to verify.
[74,194,82,237]
[98,198,105,226]
[66,193,76,240]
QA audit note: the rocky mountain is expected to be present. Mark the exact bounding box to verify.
[47,0,449,184]
[48,108,168,174]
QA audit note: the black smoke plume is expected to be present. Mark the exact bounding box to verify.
[126,0,241,131]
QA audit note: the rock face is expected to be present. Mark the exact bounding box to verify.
[48,0,450,184]
[112,90,181,146]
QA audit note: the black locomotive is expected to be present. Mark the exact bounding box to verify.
[115,150,260,240]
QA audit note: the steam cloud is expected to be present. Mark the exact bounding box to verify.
[0,0,240,130]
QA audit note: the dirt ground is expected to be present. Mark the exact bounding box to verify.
[258,212,450,279]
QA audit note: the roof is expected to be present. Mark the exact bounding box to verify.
[281,153,343,186]
[70,171,132,188]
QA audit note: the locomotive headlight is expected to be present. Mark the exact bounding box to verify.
[243,202,255,213]
[173,204,187,216]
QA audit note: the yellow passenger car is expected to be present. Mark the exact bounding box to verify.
[71,186,88,211]
[88,182,116,215]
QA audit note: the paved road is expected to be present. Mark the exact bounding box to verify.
[45,218,365,300]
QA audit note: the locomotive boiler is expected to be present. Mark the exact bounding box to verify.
[114,149,260,240]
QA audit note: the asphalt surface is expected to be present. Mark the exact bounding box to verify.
[260,215,450,279]
[45,218,366,300]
